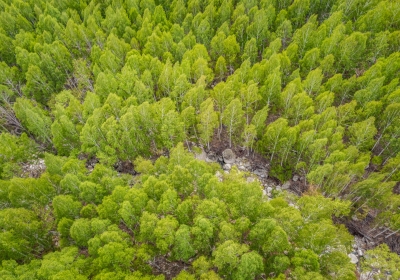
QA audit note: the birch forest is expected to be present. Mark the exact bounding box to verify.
[1,0,400,279]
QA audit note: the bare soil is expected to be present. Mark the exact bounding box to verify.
[114,160,136,175]
[207,126,270,171]
[151,257,191,280]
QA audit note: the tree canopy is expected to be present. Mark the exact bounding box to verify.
[1,0,400,278]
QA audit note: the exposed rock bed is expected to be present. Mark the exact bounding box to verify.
[21,159,46,178]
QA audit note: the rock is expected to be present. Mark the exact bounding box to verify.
[224,170,229,174]
[360,271,380,280]
[265,186,272,197]
[253,169,268,177]
[348,253,358,264]
[352,215,359,221]
[222,149,236,164]
[206,152,218,162]
[293,175,300,182]
[282,181,291,190]
[238,165,246,171]
[223,163,231,170]
[195,150,207,161]
[354,236,366,250]
[247,177,256,183]
[358,249,363,257]
[275,186,282,192]
[262,189,268,196]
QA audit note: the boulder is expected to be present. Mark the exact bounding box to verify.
[253,169,268,177]
[293,175,300,182]
[262,189,268,196]
[282,181,291,190]
[222,149,236,164]
[195,149,207,161]
[238,165,246,171]
[247,176,256,183]
[206,152,218,162]
[223,163,232,170]
[348,253,358,264]
[243,161,251,168]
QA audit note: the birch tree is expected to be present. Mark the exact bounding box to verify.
[223,99,244,147]
[198,98,218,148]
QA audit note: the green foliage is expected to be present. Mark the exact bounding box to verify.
[13,98,52,144]
[0,208,50,261]
[361,244,400,279]
[0,133,38,179]
[2,0,400,278]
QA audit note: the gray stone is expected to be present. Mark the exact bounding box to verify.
[275,186,282,192]
[267,187,273,193]
[195,150,207,161]
[262,189,268,196]
[238,165,246,171]
[293,175,300,182]
[282,181,291,190]
[348,253,358,264]
[222,149,236,164]
[206,152,218,162]
[247,177,256,183]
[253,169,268,177]
[223,163,232,170]
[358,249,363,257]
